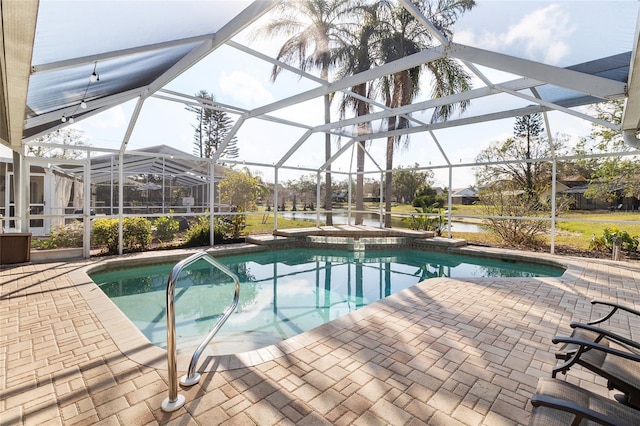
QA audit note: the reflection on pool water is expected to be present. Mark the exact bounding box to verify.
[91,248,563,355]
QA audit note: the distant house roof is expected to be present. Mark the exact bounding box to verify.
[451,187,478,197]
[565,183,626,194]
[560,175,588,187]
[564,184,589,194]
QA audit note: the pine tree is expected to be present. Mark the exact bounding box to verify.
[186,90,239,161]
[513,113,544,196]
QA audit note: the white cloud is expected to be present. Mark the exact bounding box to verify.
[219,71,275,107]
[456,5,574,65]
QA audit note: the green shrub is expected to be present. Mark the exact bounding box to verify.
[412,194,445,208]
[93,218,118,253]
[93,217,152,254]
[184,215,227,247]
[224,213,246,239]
[590,227,639,253]
[34,222,84,249]
[405,202,446,236]
[155,214,179,241]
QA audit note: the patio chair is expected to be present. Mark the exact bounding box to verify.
[530,378,640,426]
[555,300,640,360]
[552,331,640,408]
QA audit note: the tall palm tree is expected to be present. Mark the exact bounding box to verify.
[255,0,352,225]
[379,0,475,227]
[336,2,380,225]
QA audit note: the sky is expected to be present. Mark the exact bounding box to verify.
[69,0,640,190]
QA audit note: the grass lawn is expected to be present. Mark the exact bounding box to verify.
[243,211,318,234]
[390,203,640,251]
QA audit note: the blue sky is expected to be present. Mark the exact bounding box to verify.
[72,0,640,189]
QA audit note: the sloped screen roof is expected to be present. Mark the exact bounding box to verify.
[24,0,257,139]
[1,0,638,164]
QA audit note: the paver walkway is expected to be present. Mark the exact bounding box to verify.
[1,246,638,425]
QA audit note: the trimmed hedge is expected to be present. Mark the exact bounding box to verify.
[154,214,179,241]
[93,217,152,254]
[184,216,227,247]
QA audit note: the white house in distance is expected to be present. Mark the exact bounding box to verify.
[450,187,479,205]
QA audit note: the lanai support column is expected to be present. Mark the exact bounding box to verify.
[274,167,278,231]
[118,153,124,255]
[316,171,321,227]
[347,172,352,226]
[209,162,216,246]
[13,150,28,232]
[162,158,166,214]
[447,166,453,238]
[110,157,114,216]
[541,108,556,254]
[379,172,384,228]
[83,152,91,258]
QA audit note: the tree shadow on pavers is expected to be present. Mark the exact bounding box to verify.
[166,280,545,424]
[332,272,634,423]
[0,341,168,424]
[0,262,89,300]
[169,259,637,424]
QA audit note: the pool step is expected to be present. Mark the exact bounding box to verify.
[414,237,467,249]
[245,234,292,246]
[273,225,435,239]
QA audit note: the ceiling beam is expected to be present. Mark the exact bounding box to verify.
[448,42,628,100]
[24,87,144,129]
[246,45,447,119]
[144,0,278,97]
[30,34,215,74]
[351,105,555,142]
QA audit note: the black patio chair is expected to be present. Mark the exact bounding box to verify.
[555,300,640,361]
[530,378,640,426]
[552,330,640,408]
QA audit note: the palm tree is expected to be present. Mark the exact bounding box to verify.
[255,0,352,225]
[379,0,475,227]
[336,2,380,225]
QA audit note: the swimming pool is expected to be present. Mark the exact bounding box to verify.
[90,248,564,355]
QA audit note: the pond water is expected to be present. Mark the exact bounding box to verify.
[278,211,487,233]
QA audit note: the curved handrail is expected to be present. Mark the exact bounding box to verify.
[161,251,240,412]
[180,255,240,386]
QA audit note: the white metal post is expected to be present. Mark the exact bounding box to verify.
[16,149,28,232]
[347,172,352,226]
[542,109,556,254]
[118,153,124,255]
[274,167,278,230]
[550,158,557,254]
[379,172,384,228]
[209,162,216,246]
[83,152,91,259]
[110,156,114,216]
[316,171,321,227]
[162,157,166,214]
[447,166,453,237]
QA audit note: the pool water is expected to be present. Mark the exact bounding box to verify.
[91,248,563,355]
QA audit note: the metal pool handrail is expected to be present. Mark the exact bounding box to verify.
[161,251,240,413]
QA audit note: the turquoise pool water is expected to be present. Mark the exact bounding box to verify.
[91,248,563,355]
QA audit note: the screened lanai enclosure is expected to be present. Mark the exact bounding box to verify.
[1,0,639,258]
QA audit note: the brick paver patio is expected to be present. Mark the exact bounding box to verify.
[1,246,638,425]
